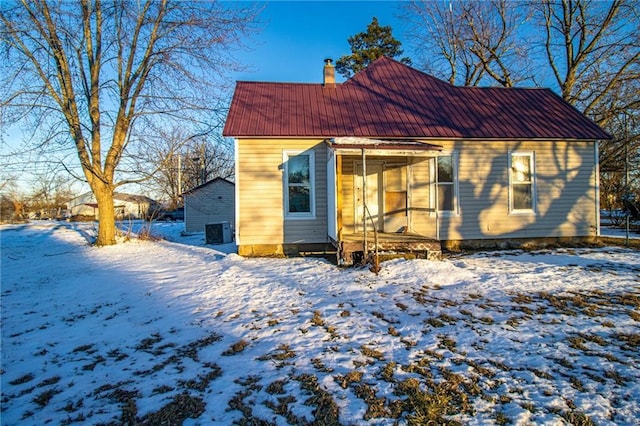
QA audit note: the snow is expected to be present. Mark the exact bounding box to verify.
[2,221,639,425]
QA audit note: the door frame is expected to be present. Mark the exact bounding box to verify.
[382,162,409,233]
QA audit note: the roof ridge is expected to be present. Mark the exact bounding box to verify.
[455,84,552,91]
[236,80,332,86]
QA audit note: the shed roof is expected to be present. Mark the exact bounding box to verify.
[182,177,235,196]
[223,57,610,141]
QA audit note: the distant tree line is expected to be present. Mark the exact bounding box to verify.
[0,171,75,222]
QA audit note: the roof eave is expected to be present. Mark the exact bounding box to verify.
[225,134,610,142]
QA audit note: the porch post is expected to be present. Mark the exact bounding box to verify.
[362,148,368,259]
[336,154,343,239]
[434,156,440,241]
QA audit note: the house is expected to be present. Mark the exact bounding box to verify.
[68,192,160,220]
[223,57,611,264]
[183,177,235,234]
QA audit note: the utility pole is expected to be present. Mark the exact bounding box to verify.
[201,143,206,185]
[625,144,630,246]
[624,113,629,247]
[177,153,182,196]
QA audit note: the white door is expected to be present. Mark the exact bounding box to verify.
[383,164,408,233]
[355,162,382,231]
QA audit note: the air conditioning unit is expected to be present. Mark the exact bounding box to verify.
[205,222,232,244]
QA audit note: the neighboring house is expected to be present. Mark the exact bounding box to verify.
[183,177,235,234]
[68,192,159,220]
[223,57,610,264]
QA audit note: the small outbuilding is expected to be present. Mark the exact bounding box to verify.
[183,177,235,234]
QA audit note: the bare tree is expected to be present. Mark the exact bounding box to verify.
[404,0,530,86]
[461,0,527,87]
[599,111,639,212]
[1,0,258,245]
[405,0,481,85]
[0,175,26,222]
[405,0,639,208]
[144,126,234,209]
[28,169,77,219]
[182,137,234,189]
[536,0,640,175]
[537,1,638,113]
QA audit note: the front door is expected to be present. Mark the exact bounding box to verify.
[383,164,408,233]
[355,162,382,231]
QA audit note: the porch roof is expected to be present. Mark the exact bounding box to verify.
[328,137,442,156]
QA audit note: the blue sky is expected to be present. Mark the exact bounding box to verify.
[232,1,407,83]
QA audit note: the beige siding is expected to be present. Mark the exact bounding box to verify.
[238,138,597,248]
[337,140,598,242]
[236,139,328,246]
[184,180,235,234]
[441,140,598,241]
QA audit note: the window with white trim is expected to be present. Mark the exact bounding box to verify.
[284,151,315,218]
[436,153,458,213]
[509,152,536,213]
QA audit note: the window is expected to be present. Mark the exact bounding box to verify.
[436,154,457,213]
[284,151,315,218]
[509,152,535,213]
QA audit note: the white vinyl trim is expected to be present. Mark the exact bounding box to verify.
[431,151,460,217]
[595,141,600,236]
[508,151,537,215]
[283,150,316,219]
[327,149,337,239]
[234,138,241,244]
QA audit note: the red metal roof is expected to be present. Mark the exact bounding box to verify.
[223,57,610,140]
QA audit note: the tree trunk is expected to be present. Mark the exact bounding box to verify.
[93,182,117,246]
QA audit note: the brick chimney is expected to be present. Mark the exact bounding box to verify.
[323,58,335,87]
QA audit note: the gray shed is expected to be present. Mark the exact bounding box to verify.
[183,178,235,234]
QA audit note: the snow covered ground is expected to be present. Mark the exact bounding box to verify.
[1,221,639,425]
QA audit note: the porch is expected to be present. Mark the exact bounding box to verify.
[332,232,442,265]
[326,137,445,265]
